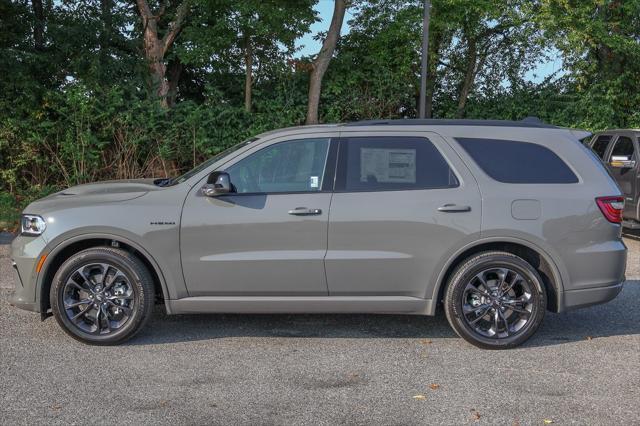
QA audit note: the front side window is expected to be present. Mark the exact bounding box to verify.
[336,136,459,191]
[609,136,635,161]
[591,135,612,159]
[226,138,330,194]
[456,138,579,184]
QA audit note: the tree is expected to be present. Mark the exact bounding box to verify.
[306,0,348,124]
[178,0,316,112]
[135,0,190,108]
[433,1,541,118]
[531,0,640,128]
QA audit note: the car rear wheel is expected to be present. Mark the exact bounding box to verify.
[444,251,547,349]
[50,247,154,345]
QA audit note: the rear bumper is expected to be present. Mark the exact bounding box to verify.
[561,281,624,311]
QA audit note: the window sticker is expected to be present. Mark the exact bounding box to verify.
[309,176,319,188]
[360,148,416,183]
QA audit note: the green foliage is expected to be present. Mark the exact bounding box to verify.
[1,0,639,227]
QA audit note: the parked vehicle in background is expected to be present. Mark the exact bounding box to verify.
[589,130,640,229]
[10,119,627,349]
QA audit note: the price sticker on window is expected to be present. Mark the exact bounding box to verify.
[309,176,319,188]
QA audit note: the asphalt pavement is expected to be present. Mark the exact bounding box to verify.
[1,234,639,425]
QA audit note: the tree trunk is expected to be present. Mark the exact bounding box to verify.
[457,36,477,118]
[167,59,183,108]
[425,33,443,118]
[31,0,45,50]
[135,0,189,108]
[244,40,253,112]
[306,0,348,125]
[99,0,113,80]
[143,26,170,107]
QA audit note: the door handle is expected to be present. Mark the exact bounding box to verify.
[288,207,322,216]
[437,204,471,213]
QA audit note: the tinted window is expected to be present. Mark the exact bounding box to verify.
[336,136,458,191]
[226,138,330,193]
[456,138,578,184]
[591,135,612,159]
[609,136,635,160]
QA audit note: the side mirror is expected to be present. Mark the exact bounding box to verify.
[202,171,232,197]
[610,156,636,169]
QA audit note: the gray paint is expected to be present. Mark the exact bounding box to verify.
[9,122,627,317]
[511,200,541,220]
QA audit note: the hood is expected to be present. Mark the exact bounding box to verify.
[54,179,159,198]
[25,179,163,215]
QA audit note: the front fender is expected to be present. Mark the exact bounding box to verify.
[36,228,186,313]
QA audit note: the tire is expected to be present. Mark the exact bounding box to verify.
[444,251,547,350]
[50,247,155,345]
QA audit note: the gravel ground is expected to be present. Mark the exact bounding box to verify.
[0,237,639,425]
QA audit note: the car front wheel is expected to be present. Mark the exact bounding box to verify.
[444,251,547,349]
[50,247,155,345]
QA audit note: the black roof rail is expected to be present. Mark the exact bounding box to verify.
[342,118,558,129]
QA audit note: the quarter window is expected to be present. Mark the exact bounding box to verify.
[591,135,612,159]
[336,136,459,191]
[456,138,578,184]
[226,138,330,193]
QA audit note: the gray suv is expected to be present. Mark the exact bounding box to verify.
[588,130,640,229]
[10,119,627,349]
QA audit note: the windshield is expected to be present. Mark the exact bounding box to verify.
[169,138,257,185]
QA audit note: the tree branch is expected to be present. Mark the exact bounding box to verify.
[156,0,168,19]
[136,0,153,23]
[162,0,190,56]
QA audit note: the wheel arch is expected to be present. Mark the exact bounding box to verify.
[38,233,170,317]
[432,237,565,314]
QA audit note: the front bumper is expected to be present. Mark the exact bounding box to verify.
[8,260,39,312]
[561,281,624,311]
[8,235,47,313]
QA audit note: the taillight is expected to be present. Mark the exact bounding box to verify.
[596,196,625,224]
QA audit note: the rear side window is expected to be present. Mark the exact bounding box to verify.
[336,136,459,191]
[609,136,635,160]
[591,135,612,159]
[456,138,579,184]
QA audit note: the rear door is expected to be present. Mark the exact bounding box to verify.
[606,134,638,219]
[590,134,614,161]
[325,131,481,299]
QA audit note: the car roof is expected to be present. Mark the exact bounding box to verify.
[252,117,583,141]
[342,117,558,129]
[593,129,640,134]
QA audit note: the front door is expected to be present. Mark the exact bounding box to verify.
[606,134,638,219]
[180,135,337,296]
[325,132,482,299]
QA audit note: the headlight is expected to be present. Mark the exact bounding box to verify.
[21,215,47,236]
